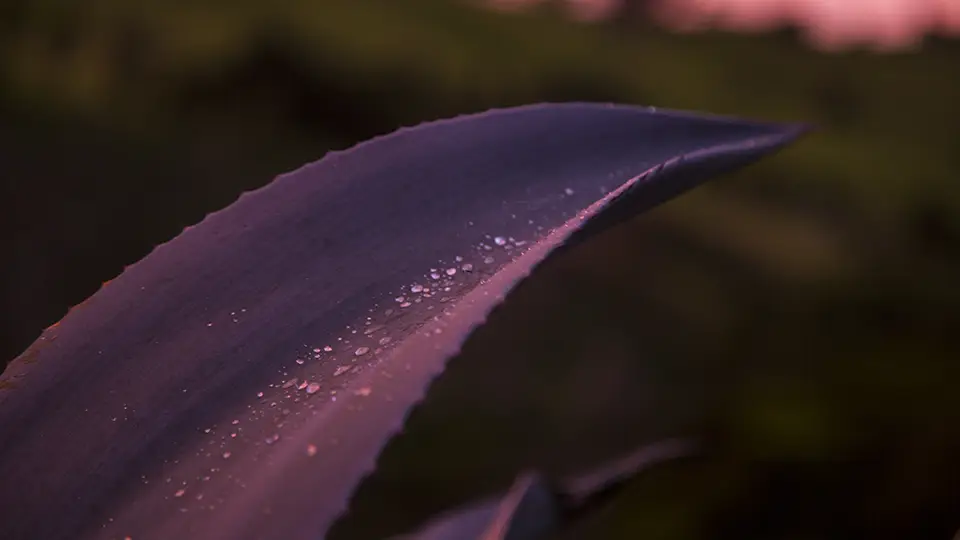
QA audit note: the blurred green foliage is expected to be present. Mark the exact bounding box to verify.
[2,0,959,538]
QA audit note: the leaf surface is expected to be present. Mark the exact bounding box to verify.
[0,103,806,540]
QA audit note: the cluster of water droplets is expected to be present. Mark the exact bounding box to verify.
[155,189,590,516]
[97,186,613,540]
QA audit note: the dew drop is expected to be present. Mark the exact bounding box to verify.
[257,392,264,398]
[461,263,474,272]
[494,236,507,246]
[484,256,495,264]
[379,336,391,345]
[174,489,186,498]
[429,272,441,280]
[282,378,298,390]
[565,187,575,195]
[455,256,463,262]
[306,382,321,395]
[354,347,370,356]
[355,387,372,397]
[222,452,231,459]
[295,358,304,365]
[400,302,411,308]
[445,268,457,276]
[323,346,333,352]
[306,444,318,457]
[265,434,280,445]
[333,366,351,377]
[297,381,308,391]
[410,284,423,293]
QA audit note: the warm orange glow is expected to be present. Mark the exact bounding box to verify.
[487,0,960,50]
[654,0,960,51]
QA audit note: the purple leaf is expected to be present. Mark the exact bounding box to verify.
[399,438,695,540]
[0,103,807,540]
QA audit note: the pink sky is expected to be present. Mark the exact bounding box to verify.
[654,0,960,51]
[487,0,960,51]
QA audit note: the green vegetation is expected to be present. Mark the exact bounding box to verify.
[2,1,958,538]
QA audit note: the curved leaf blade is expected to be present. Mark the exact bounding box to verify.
[0,103,806,540]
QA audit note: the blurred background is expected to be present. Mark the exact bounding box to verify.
[2,0,959,538]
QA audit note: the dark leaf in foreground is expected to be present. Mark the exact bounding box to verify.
[397,438,696,540]
[0,103,806,540]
